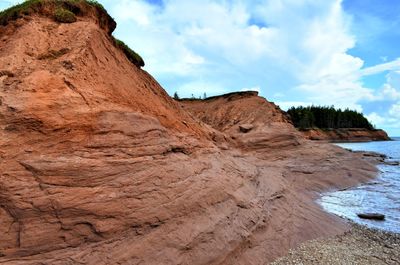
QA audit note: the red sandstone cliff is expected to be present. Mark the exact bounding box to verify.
[0,1,380,264]
[179,92,390,143]
[300,128,390,142]
[179,91,302,150]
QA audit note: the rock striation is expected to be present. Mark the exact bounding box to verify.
[0,1,381,264]
[179,91,302,151]
[300,128,390,142]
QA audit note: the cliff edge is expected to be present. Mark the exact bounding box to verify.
[301,128,390,142]
[179,91,303,151]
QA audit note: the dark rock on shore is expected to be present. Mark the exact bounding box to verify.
[357,213,385,221]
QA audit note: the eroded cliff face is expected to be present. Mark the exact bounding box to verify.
[0,4,379,265]
[0,6,222,258]
[179,92,390,143]
[179,92,291,132]
[301,128,390,142]
[179,92,303,151]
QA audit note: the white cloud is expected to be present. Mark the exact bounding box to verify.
[361,70,400,134]
[112,0,154,26]
[108,1,364,95]
[101,0,399,133]
[389,103,400,118]
[360,58,400,76]
[297,76,372,111]
[373,84,400,101]
[363,107,400,135]
[364,104,400,134]
[366,112,386,126]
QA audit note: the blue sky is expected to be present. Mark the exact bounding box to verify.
[1,0,399,136]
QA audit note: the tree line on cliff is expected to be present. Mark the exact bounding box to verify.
[287,106,374,130]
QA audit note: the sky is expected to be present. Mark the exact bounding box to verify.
[1,0,399,136]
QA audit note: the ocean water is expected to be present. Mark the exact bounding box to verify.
[318,137,400,233]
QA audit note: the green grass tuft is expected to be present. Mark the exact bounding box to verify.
[54,7,76,23]
[0,0,111,26]
[0,1,143,68]
[114,38,145,68]
[86,0,105,11]
[0,0,43,26]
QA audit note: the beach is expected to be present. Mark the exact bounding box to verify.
[272,138,400,264]
[272,223,400,265]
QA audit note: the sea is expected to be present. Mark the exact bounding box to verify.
[318,137,400,233]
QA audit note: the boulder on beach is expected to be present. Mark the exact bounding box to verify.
[357,213,385,221]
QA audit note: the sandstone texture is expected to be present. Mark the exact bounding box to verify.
[179,92,302,151]
[300,128,390,142]
[0,3,382,265]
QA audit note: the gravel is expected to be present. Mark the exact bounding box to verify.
[271,223,400,265]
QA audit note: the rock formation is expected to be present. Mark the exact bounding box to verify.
[179,91,302,151]
[0,1,380,264]
[300,128,390,142]
[179,92,390,143]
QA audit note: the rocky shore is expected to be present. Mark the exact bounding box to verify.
[271,223,400,265]
[271,147,399,265]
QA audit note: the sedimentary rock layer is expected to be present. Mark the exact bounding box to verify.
[300,128,390,142]
[0,3,379,264]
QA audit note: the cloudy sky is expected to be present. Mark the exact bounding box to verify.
[1,0,399,135]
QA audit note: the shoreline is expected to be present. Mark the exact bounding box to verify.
[0,141,383,264]
[270,145,399,264]
[236,142,384,264]
[177,91,393,264]
[310,139,393,143]
[271,222,400,264]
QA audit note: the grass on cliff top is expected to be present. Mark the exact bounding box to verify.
[0,0,145,68]
[0,0,106,26]
[54,7,76,23]
[0,0,42,26]
[113,38,145,67]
